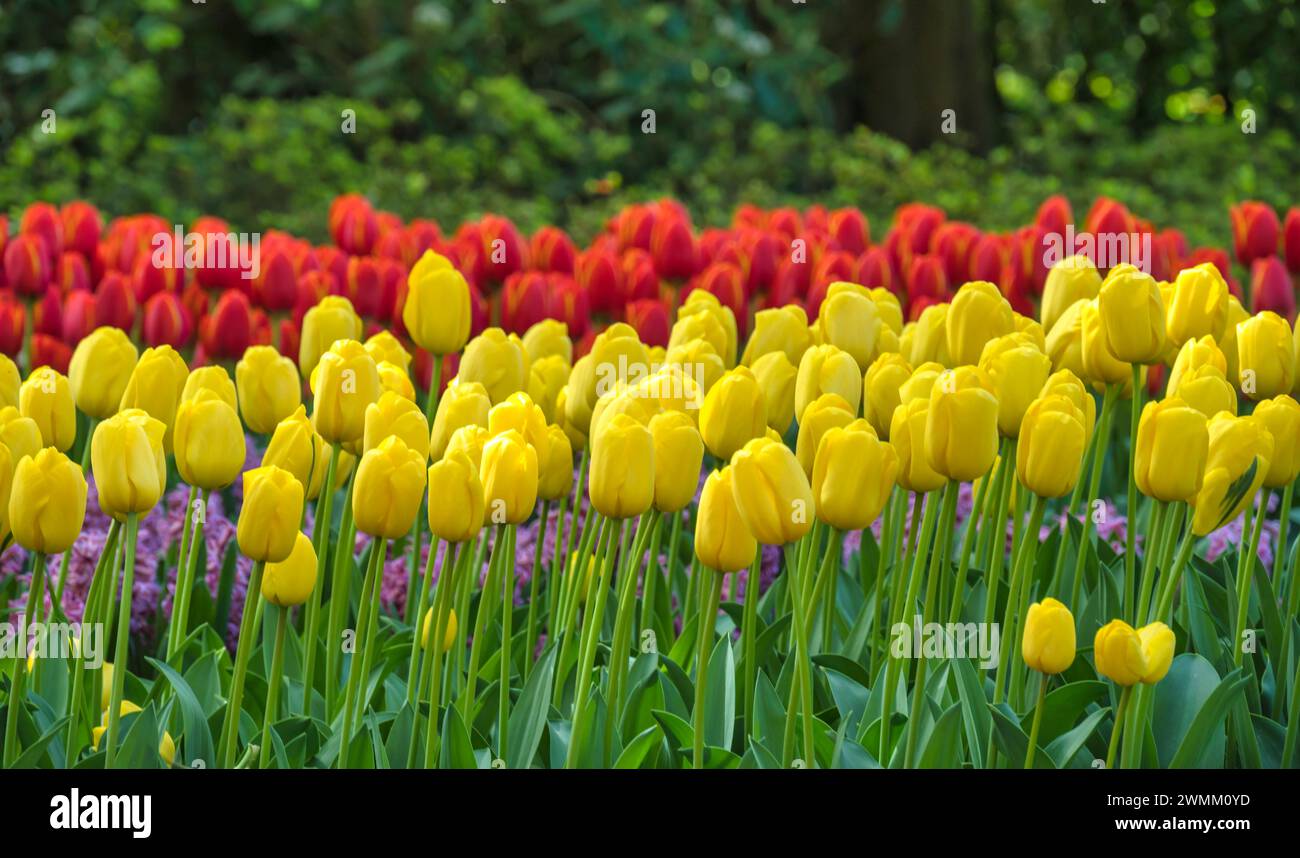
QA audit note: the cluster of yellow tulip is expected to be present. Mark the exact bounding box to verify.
[4,244,1299,770]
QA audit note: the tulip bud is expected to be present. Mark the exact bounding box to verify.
[741,305,811,367]
[1021,598,1076,674]
[480,429,539,525]
[0,355,19,409]
[795,392,855,478]
[521,319,572,366]
[862,352,912,441]
[91,408,167,519]
[794,344,861,422]
[263,405,329,500]
[748,351,797,435]
[925,367,999,482]
[1079,298,1135,390]
[1237,311,1294,400]
[427,449,486,543]
[352,435,427,539]
[663,338,725,394]
[8,447,87,554]
[238,465,306,563]
[1016,395,1086,498]
[1097,264,1165,364]
[588,412,654,520]
[363,390,430,459]
[1094,619,1174,686]
[1166,262,1230,347]
[889,398,944,493]
[67,327,139,419]
[946,280,1016,366]
[1191,412,1273,536]
[695,466,757,573]
[1041,256,1102,335]
[979,333,1052,437]
[907,303,952,367]
[1252,395,1300,488]
[421,606,459,653]
[181,366,238,411]
[1134,397,1210,503]
[299,295,363,377]
[647,410,704,513]
[236,345,303,435]
[699,366,767,461]
[526,355,569,425]
[312,339,381,445]
[1220,296,1251,390]
[538,424,573,502]
[118,345,188,452]
[403,251,472,356]
[1136,622,1175,684]
[0,407,42,464]
[459,328,531,405]
[364,330,412,373]
[174,394,246,491]
[261,531,318,607]
[678,289,737,366]
[1171,365,1237,418]
[730,436,814,545]
[816,282,881,372]
[429,379,491,461]
[1167,335,1227,395]
[812,419,899,531]
[19,366,76,451]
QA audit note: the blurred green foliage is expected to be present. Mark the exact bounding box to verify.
[1,0,1296,247]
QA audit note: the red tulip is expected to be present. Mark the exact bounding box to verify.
[804,205,830,234]
[329,195,378,256]
[1250,257,1295,322]
[691,261,747,334]
[530,226,577,274]
[1230,201,1280,267]
[1084,197,1134,241]
[143,291,191,348]
[479,214,528,282]
[20,202,63,265]
[312,246,347,293]
[738,229,778,297]
[650,215,697,280]
[828,208,870,256]
[251,308,273,348]
[766,208,802,244]
[4,234,48,294]
[131,253,183,304]
[0,215,7,289]
[56,252,91,293]
[575,248,621,314]
[998,263,1035,317]
[344,255,381,318]
[1283,208,1300,275]
[906,254,949,310]
[896,203,945,255]
[200,289,254,359]
[34,286,62,338]
[930,222,980,285]
[625,298,671,349]
[966,233,1006,283]
[616,205,657,252]
[546,275,590,339]
[61,290,99,345]
[620,249,660,305]
[1034,195,1072,242]
[278,318,300,360]
[469,282,490,338]
[256,247,299,311]
[0,294,26,356]
[855,247,895,294]
[908,294,944,322]
[29,332,71,374]
[60,201,102,258]
[95,271,138,332]
[501,271,549,334]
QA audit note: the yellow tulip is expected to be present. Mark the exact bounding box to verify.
[1222,295,1250,392]
[477,429,538,528]
[794,344,861,421]
[589,413,654,520]
[1237,311,1294,400]
[427,449,485,543]
[299,295,363,376]
[946,280,1015,367]
[488,391,550,466]
[0,354,18,409]
[669,312,732,371]
[1167,335,1227,395]
[261,531,318,607]
[730,436,815,545]
[812,419,899,531]
[522,318,573,365]
[1041,255,1102,335]
[1017,395,1087,498]
[925,367,999,482]
[750,351,797,434]
[908,303,952,367]
[174,393,246,491]
[1134,397,1210,503]
[648,410,704,513]
[629,365,705,417]
[527,354,570,424]
[364,330,412,373]
[869,288,904,336]
[92,702,175,766]
[1192,411,1273,536]
[741,305,811,367]
[863,352,912,440]
[1167,262,1229,346]
[353,435,427,539]
[678,290,738,367]
[19,367,76,452]
[8,447,87,554]
[421,606,458,652]
[377,360,416,402]
[236,345,303,435]
[447,424,489,472]
[1080,299,1132,386]
[117,345,188,452]
[68,327,139,419]
[237,465,305,563]
[312,339,381,445]
[898,361,944,406]
[1094,620,1174,686]
[1014,313,1046,351]
[1038,369,1097,447]
[92,409,167,519]
[1097,264,1166,364]
[890,398,946,494]
[1021,598,1076,674]
[664,338,726,394]
[1044,298,1088,379]
[363,390,430,459]
[0,406,41,464]
[403,251,472,356]
[1252,395,1300,488]
[695,466,757,573]
[263,405,330,500]
[459,327,531,405]
[817,282,881,371]
[1171,365,1237,418]
[795,392,855,477]
[700,366,767,461]
[538,423,573,502]
[979,333,1052,437]
[429,379,491,461]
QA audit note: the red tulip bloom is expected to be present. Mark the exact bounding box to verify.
[625,298,671,349]
[906,253,949,305]
[907,294,944,322]
[60,201,103,259]
[34,286,62,338]
[828,208,870,256]
[469,282,490,338]
[131,252,183,304]
[616,204,657,252]
[4,234,49,295]
[501,271,550,334]
[855,246,895,294]
[0,295,25,356]
[57,252,91,293]
[930,222,980,285]
[1250,256,1295,322]
[479,214,528,283]
[1284,208,1300,274]
[530,226,577,274]
[692,261,747,334]
[620,249,660,305]
[312,246,347,294]
[1084,197,1135,240]
[896,203,945,255]
[30,332,72,374]
[966,233,1007,283]
[96,271,138,332]
[546,275,590,339]
[998,263,1035,317]
[1034,195,1073,242]
[182,281,211,332]
[201,290,255,359]
[278,317,300,360]
[344,255,382,318]
[62,290,99,345]
[329,195,378,256]
[256,248,299,311]
[766,208,803,244]
[143,291,191,348]
[650,215,697,281]
[1230,201,1280,267]
[20,202,63,265]
[738,229,778,297]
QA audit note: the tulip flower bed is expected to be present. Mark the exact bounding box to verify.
[3,192,1300,771]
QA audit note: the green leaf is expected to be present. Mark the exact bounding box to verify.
[146,656,216,767]
[12,715,70,769]
[953,656,990,769]
[439,704,478,769]
[1046,707,1108,768]
[1018,680,1107,745]
[1166,662,1250,768]
[506,646,556,769]
[702,635,735,751]
[612,726,660,769]
[917,702,963,768]
[987,702,1056,769]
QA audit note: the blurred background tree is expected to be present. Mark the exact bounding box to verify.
[1,0,1296,245]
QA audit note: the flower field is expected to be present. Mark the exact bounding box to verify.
[3,193,1300,770]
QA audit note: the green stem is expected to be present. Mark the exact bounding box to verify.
[1124,364,1143,622]
[1024,674,1048,768]
[64,520,121,767]
[337,541,384,768]
[1105,685,1132,769]
[305,442,342,718]
[418,541,463,769]
[104,514,141,769]
[218,557,265,768]
[565,520,620,768]
[258,605,288,768]
[523,501,551,680]
[741,546,762,742]
[948,477,983,626]
[167,489,208,662]
[608,511,655,729]
[498,525,517,762]
[905,481,958,768]
[3,551,46,767]
[405,538,441,705]
[1069,385,1119,609]
[1234,490,1268,668]
[692,570,724,769]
